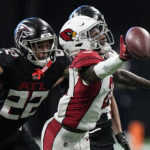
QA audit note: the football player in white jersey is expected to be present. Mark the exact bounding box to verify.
[68,5,130,150]
[41,5,150,150]
[41,15,131,150]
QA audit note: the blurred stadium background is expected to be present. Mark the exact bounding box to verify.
[1,0,150,149]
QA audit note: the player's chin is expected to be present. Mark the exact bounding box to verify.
[38,54,48,60]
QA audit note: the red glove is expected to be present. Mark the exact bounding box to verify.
[119,35,131,61]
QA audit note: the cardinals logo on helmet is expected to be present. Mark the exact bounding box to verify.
[60,29,76,41]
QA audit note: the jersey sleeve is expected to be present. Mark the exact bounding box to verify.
[71,50,104,69]
[0,48,19,71]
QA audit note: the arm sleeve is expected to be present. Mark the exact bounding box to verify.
[94,52,124,79]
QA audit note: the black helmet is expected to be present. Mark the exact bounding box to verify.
[69,5,105,22]
[14,17,57,67]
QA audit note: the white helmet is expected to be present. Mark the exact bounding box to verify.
[59,16,114,57]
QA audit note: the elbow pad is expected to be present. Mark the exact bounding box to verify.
[94,53,124,79]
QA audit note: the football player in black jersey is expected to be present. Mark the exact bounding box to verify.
[0,17,70,150]
[68,5,150,150]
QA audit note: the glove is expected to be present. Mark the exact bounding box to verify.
[119,35,131,61]
[115,132,131,150]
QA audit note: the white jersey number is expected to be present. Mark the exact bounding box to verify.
[0,89,49,120]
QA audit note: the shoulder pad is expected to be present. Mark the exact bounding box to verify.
[71,50,104,69]
[56,49,65,57]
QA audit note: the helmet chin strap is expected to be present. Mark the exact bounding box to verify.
[35,57,50,67]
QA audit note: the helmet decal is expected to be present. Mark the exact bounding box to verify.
[60,28,76,41]
[15,24,34,48]
[59,16,114,57]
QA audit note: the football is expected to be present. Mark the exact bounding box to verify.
[125,26,150,59]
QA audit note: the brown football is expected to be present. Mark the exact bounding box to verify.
[125,26,150,59]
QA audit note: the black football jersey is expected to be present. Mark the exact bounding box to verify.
[89,113,115,146]
[0,48,70,129]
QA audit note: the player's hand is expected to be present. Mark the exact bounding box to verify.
[115,132,131,150]
[119,35,131,61]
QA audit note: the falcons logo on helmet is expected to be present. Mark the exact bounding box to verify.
[15,24,34,48]
[60,28,77,41]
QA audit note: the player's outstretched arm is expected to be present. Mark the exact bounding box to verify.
[94,35,131,79]
[81,36,130,84]
[113,69,150,89]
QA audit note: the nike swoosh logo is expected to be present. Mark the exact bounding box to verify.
[80,23,84,27]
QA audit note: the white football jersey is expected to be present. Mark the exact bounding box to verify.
[55,50,114,131]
